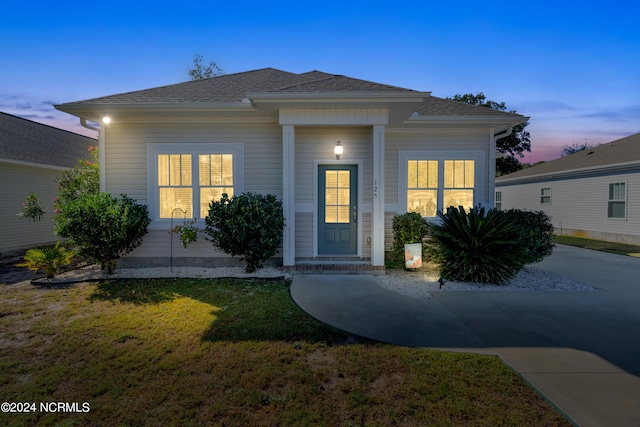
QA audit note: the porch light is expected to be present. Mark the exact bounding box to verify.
[334,140,343,160]
[102,116,111,124]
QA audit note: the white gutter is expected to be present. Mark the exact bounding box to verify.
[80,118,105,192]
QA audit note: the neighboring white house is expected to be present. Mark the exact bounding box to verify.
[0,112,96,252]
[55,68,526,269]
[496,133,640,245]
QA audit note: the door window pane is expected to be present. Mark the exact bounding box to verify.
[325,170,350,223]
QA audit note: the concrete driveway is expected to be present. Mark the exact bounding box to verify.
[290,245,640,427]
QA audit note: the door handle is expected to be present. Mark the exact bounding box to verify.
[353,206,357,225]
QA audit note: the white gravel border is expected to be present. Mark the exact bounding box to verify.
[376,265,601,300]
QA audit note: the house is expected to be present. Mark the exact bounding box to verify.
[496,133,640,245]
[0,112,96,252]
[54,68,526,269]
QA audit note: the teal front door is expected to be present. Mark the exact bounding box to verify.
[318,165,358,255]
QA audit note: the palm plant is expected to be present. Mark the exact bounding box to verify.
[428,206,528,285]
[17,243,75,279]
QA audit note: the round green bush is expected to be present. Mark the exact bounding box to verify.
[205,192,285,273]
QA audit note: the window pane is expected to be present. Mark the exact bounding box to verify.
[465,161,474,187]
[427,161,438,188]
[326,170,337,187]
[407,190,437,217]
[222,154,233,186]
[609,182,625,200]
[326,188,338,204]
[337,206,350,223]
[608,201,625,218]
[199,155,211,186]
[160,188,192,218]
[338,170,350,187]
[444,160,453,188]
[325,206,337,223]
[158,154,169,186]
[200,187,233,218]
[181,155,192,186]
[408,160,418,188]
[444,189,474,211]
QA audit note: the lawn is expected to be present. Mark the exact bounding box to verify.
[555,235,640,257]
[0,278,570,426]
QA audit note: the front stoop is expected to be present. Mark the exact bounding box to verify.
[284,259,385,275]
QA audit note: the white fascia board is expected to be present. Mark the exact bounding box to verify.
[406,115,529,127]
[54,102,259,122]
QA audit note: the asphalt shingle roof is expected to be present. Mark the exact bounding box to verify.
[497,132,640,182]
[0,112,96,168]
[56,68,524,120]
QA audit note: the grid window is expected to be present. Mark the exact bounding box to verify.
[495,191,502,210]
[199,154,233,218]
[540,187,551,204]
[443,160,474,211]
[608,182,626,219]
[158,154,193,218]
[407,160,438,217]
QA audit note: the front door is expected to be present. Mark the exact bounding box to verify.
[318,165,358,255]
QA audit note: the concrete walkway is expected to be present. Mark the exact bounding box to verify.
[290,245,640,427]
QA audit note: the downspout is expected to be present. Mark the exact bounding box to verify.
[80,118,106,192]
[489,127,513,208]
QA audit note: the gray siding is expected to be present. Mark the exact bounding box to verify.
[497,171,640,244]
[1,163,63,251]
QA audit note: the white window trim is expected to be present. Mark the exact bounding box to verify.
[398,150,485,218]
[607,181,627,220]
[147,143,244,228]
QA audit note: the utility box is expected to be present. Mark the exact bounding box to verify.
[404,243,422,269]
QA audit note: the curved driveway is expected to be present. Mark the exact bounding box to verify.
[290,245,640,427]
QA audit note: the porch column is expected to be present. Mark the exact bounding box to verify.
[282,125,296,266]
[372,125,385,266]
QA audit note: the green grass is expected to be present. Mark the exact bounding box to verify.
[555,235,640,257]
[0,278,570,426]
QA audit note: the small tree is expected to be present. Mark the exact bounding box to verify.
[187,54,224,80]
[55,145,100,209]
[205,193,285,273]
[54,193,150,274]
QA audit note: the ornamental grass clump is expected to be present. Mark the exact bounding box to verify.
[205,192,285,273]
[17,242,75,278]
[428,206,528,285]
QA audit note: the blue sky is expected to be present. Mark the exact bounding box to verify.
[2,0,639,162]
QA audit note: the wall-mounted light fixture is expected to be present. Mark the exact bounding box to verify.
[102,116,111,124]
[334,140,343,160]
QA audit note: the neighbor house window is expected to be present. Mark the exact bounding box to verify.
[400,151,484,217]
[148,144,243,222]
[495,191,502,210]
[608,182,626,219]
[540,187,551,204]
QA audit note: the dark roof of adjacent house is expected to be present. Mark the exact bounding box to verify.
[55,67,524,119]
[0,112,96,168]
[496,132,640,184]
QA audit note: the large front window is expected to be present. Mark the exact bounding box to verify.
[400,151,484,217]
[148,144,243,222]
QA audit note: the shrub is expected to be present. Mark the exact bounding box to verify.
[17,242,74,278]
[205,192,285,273]
[55,146,100,209]
[17,193,46,222]
[390,212,431,267]
[503,209,555,263]
[54,193,150,274]
[428,206,528,285]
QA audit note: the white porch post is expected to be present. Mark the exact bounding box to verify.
[282,125,296,266]
[372,125,385,266]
